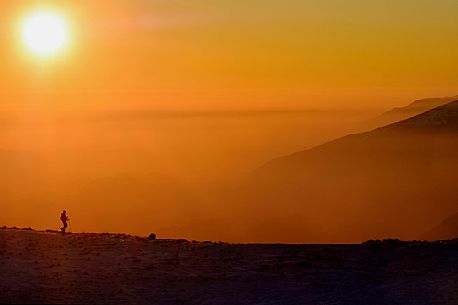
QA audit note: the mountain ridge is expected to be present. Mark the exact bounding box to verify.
[371,95,458,127]
[261,100,458,169]
[247,100,458,242]
[422,212,458,241]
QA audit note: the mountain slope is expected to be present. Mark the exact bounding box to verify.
[371,95,458,127]
[248,101,458,242]
[422,212,458,241]
[263,100,458,169]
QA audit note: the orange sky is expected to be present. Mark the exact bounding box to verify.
[0,0,457,112]
[1,1,458,240]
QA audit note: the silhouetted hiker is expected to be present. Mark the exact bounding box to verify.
[60,210,69,233]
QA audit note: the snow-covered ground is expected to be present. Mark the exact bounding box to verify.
[0,227,457,305]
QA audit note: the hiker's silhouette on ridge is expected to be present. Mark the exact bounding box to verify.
[60,210,69,233]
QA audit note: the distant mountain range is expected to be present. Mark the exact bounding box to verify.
[422,212,458,241]
[371,95,458,127]
[249,100,458,242]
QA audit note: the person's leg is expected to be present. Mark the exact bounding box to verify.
[62,221,67,233]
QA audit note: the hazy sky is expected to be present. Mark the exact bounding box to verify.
[0,0,457,110]
[1,1,458,239]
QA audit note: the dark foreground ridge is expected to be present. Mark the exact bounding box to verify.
[1,227,457,305]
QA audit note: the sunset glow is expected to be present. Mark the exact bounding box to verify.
[0,0,457,242]
[1,2,457,303]
[21,11,69,56]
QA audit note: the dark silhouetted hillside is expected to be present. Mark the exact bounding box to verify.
[371,95,458,127]
[248,101,458,242]
[423,212,458,241]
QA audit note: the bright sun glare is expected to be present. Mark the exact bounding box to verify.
[21,12,69,56]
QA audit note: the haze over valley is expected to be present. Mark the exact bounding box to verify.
[1,96,458,243]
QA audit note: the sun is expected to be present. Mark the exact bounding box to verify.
[21,12,69,56]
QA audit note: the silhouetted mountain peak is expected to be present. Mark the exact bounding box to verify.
[406,96,458,109]
[260,100,458,166]
[372,100,458,133]
[372,95,458,127]
[254,100,458,242]
[423,212,458,240]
